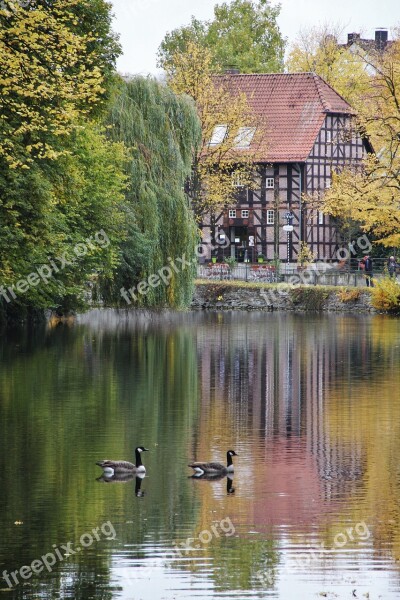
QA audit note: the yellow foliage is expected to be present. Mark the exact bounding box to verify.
[370,276,400,312]
[320,38,400,247]
[286,25,369,105]
[336,288,361,303]
[165,41,265,216]
[0,0,104,168]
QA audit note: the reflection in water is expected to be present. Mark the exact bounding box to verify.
[189,474,235,494]
[0,310,400,599]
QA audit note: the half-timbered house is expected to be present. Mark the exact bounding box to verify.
[202,72,372,263]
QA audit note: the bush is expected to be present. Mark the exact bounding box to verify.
[371,277,400,313]
[289,287,329,310]
[336,288,361,303]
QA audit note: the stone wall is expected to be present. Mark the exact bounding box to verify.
[192,282,375,313]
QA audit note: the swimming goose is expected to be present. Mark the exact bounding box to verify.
[96,446,148,475]
[188,450,237,476]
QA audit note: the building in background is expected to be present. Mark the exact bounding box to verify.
[202,72,373,263]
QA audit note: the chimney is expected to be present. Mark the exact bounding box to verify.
[347,32,360,45]
[375,28,388,49]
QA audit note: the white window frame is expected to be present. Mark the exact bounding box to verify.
[241,210,249,218]
[231,171,244,187]
[266,178,274,189]
[267,210,274,225]
[234,127,256,149]
[228,209,237,218]
[326,130,332,143]
[209,125,228,146]
[318,211,324,225]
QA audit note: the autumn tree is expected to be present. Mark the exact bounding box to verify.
[164,41,264,241]
[321,37,400,248]
[0,0,119,168]
[286,24,369,105]
[158,0,285,74]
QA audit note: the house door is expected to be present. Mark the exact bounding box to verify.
[230,226,248,262]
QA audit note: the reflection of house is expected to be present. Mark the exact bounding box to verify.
[202,72,372,262]
[195,314,366,506]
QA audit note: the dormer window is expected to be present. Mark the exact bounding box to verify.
[209,125,228,146]
[234,127,256,149]
[228,209,237,218]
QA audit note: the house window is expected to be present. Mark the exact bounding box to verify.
[209,125,228,146]
[228,209,237,218]
[234,127,256,149]
[318,211,324,225]
[267,210,274,225]
[231,171,244,187]
[266,178,274,189]
[326,131,332,143]
[241,210,249,218]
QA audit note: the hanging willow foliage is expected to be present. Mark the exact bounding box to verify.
[102,77,201,308]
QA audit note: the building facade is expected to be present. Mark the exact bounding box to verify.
[201,72,372,263]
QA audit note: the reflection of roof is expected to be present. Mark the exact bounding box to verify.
[213,72,355,163]
[251,438,337,527]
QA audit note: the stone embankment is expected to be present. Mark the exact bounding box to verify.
[192,281,375,312]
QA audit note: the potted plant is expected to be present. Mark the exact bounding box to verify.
[257,253,265,264]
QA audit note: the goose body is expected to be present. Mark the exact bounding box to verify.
[96,446,148,475]
[188,450,237,476]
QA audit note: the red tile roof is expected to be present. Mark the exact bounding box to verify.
[214,72,355,163]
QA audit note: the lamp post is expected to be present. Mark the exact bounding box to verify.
[283,212,294,264]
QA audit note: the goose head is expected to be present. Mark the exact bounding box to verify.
[227,450,237,457]
[135,446,149,453]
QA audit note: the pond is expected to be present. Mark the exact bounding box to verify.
[0,309,400,599]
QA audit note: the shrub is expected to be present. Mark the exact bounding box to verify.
[371,277,400,313]
[225,256,237,270]
[289,286,329,310]
[336,288,361,303]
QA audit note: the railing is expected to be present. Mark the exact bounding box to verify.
[197,259,398,287]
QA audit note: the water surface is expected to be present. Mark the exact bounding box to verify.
[0,310,400,599]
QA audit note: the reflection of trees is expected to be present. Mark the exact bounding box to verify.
[0,315,199,598]
[1,312,400,597]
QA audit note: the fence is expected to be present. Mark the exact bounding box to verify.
[197,259,396,287]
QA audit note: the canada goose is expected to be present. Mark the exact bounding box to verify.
[96,446,148,475]
[188,450,237,476]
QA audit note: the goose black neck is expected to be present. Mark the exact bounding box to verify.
[135,449,143,468]
[226,452,233,467]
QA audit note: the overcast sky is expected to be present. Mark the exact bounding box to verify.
[110,0,400,76]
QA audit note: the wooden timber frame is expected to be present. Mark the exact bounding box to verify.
[201,113,370,263]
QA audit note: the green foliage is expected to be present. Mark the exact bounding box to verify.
[289,286,330,311]
[224,256,237,270]
[157,0,285,73]
[0,122,128,321]
[102,77,201,308]
[371,276,400,313]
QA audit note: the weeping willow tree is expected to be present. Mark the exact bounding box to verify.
[101,77,201,308]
